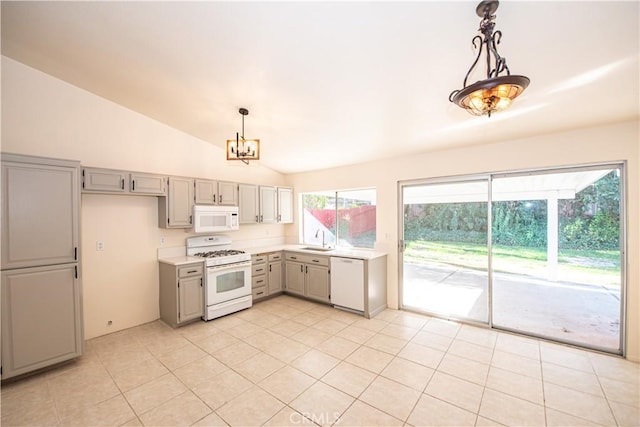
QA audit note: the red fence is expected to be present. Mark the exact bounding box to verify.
[308,206,376,237]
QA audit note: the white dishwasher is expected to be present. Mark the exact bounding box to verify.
[330,257,364,312]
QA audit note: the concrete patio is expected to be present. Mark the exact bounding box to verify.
[402,261,621,352]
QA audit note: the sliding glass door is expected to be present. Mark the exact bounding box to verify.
[401,179,489,323]
[491,166,623,352]
[400,164,624,354]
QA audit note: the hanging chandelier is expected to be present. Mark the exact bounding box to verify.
[449,0,530,117]
[226,108,260,164]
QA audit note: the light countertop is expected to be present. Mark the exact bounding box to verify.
[245,244,387,260]
[158,256,204,266]
[158,244,387,265]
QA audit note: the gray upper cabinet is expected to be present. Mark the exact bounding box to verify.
[195,179,238,206]
[2,157,79,269]
[82,167,166,196]
[259,186,277,224]
[194,179,216,204]
[217,181,238,206]
[159,176,194,228]
[82,168,127,193]
[130,172,166,195]
[239,184,259,224]
[277,187,294,223]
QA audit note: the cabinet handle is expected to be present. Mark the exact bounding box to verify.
[260,215,263,222]
[187,270,197,274]
[256,291,264,296]
[121,178,125,190]
[219,195,223,203]
[290,256,297,260]
[305,266,308,274]
[132,180,135,191]
[300,265,303,273]
[256,268,264,273]
[312,259,320,263]
[269,264,272,272]
[257,280,264,284]
[255,215,259,222]
[190,215,193,224]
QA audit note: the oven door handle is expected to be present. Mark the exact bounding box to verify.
[207,261,251,273]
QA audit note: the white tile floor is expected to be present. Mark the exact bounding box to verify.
[1,295,638,426]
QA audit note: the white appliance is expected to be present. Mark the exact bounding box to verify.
[330,257,365,313]
[186,235,252,320]
[193,205,239,233]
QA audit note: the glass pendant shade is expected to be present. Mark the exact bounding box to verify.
[452,75,529,116]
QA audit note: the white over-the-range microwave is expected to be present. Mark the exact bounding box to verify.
[193,205,239,233]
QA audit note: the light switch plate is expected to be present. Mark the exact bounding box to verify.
[96,240,105,251]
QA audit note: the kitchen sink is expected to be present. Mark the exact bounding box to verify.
[301,246,334,252]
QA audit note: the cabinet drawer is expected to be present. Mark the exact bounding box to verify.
[252,275,266,288]
[252,255,267,264]
[178,264,203,278]
[268,252,282,261]
[252,286,267,300]
[285,252,305,262]
[252,264,267,276]
[306,256,329,267]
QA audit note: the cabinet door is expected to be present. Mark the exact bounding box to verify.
[218,181,238,206]
[1,160,79,269]
[167,177,194,227]
[259,186,277,223]
[268,261,283,294]
[82,168,127,193]
[306,264,330,303]
[130,173,166,195]
[194,179,216,205]
[1,264,83,379]
[178,275,203,323]
[277,187,294,223]
[239,184,259,224]
[285,261,305,296]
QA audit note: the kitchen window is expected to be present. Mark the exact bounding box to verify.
[301,189,376,249]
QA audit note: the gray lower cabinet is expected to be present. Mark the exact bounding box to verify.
[251,254,268,300]
[159,262,204,327]
[284,252,330,303]
[1,264,83,379]
[267,253,283,295]
[252,252,283,301]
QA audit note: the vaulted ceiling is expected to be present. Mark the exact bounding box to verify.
[2,1,638,174]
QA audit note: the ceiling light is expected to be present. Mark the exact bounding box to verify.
[449,0,530,117]
[226,108,260,165]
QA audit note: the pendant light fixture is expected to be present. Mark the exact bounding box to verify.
[449,0,530,117]
[226,108,260,164]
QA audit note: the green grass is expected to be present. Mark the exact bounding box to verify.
[404,240,621,286]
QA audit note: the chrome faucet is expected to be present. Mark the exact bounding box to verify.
[315,229,326,248]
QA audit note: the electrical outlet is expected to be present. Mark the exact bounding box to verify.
[160,236,166,245]
[96,240,105,251]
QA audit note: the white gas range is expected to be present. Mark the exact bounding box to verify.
[186,235,252,321]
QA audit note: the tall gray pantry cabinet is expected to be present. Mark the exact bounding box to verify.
[1,153,83,379]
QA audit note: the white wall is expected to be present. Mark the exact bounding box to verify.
[287,120,640,361]
[1,57,287,338]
